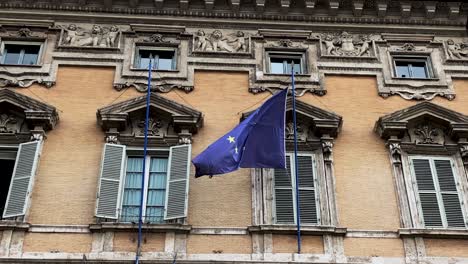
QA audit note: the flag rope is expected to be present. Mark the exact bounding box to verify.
[135,59,153,264]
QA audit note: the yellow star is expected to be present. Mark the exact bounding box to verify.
[227,136,235,143]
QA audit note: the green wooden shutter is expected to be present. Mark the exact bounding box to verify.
[274,156,294,223]
[297,155,318,224]
[413,158,443,227]
[164,144,191,220]
[3,141,42,218]
[95,143,126,219]
[434,159,466,228]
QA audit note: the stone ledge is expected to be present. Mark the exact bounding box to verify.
[399,228,468,238]
[248,225,347,235]
[89,223,191,233]
[0,221,29,231]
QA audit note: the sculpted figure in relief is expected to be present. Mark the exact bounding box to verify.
[446,39,468,59]
[194,29,248,53]
[61,24,119,48]
[320,31,373,57]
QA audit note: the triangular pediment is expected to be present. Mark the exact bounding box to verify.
[0,89,58,133]
[242,97,342,138]
[375,102,468,141]
[97,93,204,136]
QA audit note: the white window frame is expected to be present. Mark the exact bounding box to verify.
[408,155,468,229]
[392,55,433,79]
[119,149,170,223]
[272,153,320,225]
[266,51,306,75]
[0,41,44,65]
[132,46,177,71]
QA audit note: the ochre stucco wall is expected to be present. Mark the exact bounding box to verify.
[113,233,165,252]
[14,67,468,256]
[344,238,404,257]
[23,233,92,253]
[187,235,252,254]
[273,235,323,254]
[425,238,468,257]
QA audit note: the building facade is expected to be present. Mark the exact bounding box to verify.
[0,0,468,263]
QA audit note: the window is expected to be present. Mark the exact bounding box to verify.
[267,52,304,74]
[410,157,466,228]
[120,156,168,223]
[96,144,191,223]
[134,47,176,70]
[1,141,42,219]
[273,154,319,225]
[1,43,42,65]
[393,57,431,79]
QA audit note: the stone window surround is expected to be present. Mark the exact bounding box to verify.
[375,102,468,239]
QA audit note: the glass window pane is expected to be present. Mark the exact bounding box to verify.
[270,57,285,74]
[3,45,22,64]
[395,61,411,78]
[21,45,40,65]
[411,61,428,78]
[147,190,165,206]
[286,58,302,74]
[158,58,173,70]
[146,207,164,223]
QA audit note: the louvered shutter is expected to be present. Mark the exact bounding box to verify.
[164,144,191,220]
[434,160,466,228]
[95,143,126,219]
[274,156,294,223]
[3,141,42,218]
[297,155,318,224]
[413,158,443,227]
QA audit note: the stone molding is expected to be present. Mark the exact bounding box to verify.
[0,1,465,27]
[96,93,203,146]
[0,88,59,144]
[1,21,468,100]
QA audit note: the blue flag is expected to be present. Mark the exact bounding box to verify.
[193,89,287,177]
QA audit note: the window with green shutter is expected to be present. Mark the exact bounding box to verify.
[410,157,467,228]
[273,154,319,225]
[95,144,191,223]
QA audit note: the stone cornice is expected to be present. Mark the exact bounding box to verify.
[0,1,466,29]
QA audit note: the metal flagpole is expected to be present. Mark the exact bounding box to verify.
[135,58,153,264]
[291,63,302,253]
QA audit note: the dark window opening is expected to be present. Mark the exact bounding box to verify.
[0,159,15,217]
[136,49,176,70]
[2,44,40,65]
[394,59,430,79]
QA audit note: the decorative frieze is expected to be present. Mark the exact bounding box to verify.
[0,113,18,133]
[193,29,249,53]
[318,32,375,57]
[445,39,468,60]
[58,24,121,49]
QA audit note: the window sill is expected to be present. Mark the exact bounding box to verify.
[399,228,468,239]
[248,225,347,236]
[391,77,439,81]
[263,73,311,77]
[129,67,179,73]
[0,220,29,231]
[89,223,191,233]
[0,63,43,68]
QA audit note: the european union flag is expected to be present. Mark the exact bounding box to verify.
[193,89,287,177]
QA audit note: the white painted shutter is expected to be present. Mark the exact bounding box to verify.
[413,158,443,227]
[297,155,318,224]
[164,144,191,220]
[95,143,126,219]
[3,141,42,218]
[434,159,465,228]
[274,156,294,223]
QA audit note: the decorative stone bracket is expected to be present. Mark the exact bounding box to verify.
[96,93,203,147]
[0,89,59,144]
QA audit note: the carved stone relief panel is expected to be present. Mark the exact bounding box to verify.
[192,29,250,53]
[444,39,468,60]
[57,23,121,49]
[317,31,378,58]
[408,122,445,145]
